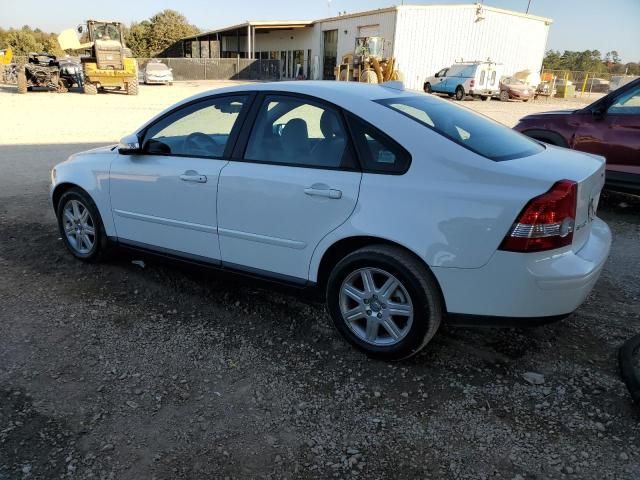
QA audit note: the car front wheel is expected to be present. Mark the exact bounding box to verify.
[326,245,443,360]
[56,188,108,262]
[424,82,432,93]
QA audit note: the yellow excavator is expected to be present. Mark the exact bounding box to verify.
[58,20,138,95]
[0,47,12,65]
[0,47,15,84]
[335,37,400,83]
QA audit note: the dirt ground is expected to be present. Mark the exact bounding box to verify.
[0,82,639,479]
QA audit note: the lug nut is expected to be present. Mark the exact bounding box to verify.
[366,310,372,316]
[364,299,369,304]
[377,313,383,319]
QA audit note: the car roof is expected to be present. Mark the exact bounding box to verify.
[180,81,413,105]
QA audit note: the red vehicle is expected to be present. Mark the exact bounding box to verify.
[514,78,640,194]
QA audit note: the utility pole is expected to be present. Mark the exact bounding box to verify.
[526,0,532,14]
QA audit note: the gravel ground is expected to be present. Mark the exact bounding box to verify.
[0,82,638,479]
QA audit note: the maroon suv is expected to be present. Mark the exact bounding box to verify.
[514,78,640,194]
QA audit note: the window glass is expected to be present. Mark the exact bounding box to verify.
[479,70,486,85]
[347,114,411,174]
[244,95,354,168]
[377,95,543,161]
[608,86,640,115]
[143,96,247,158]
[490,70,497,86]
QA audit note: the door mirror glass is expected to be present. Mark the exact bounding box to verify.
[118,133,140,155]
[272,123,285,137]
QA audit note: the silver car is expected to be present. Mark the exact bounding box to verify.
[143,62,173,85]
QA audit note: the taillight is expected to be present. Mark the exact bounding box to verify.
[499,180,577,253]
[470,79,475,88]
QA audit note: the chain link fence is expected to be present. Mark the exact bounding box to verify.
[538,69,638,98]
[137,58,281,81]
[3,57,281,85]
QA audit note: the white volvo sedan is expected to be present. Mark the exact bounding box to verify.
[50,81,611,360]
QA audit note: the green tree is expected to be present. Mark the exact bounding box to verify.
[146,10,199,56]
[125,21,151,57]
[6,30,42,55]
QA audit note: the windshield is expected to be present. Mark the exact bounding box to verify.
[91,23,120,42]
[377,95,543,161]
[146,63,168,71]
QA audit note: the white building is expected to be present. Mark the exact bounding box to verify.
[178,3,552,90]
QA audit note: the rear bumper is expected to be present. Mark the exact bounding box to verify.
[433,218,611,319]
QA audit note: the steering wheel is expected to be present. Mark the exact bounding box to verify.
[183,132,220,156]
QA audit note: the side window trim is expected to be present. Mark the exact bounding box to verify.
[230,91,361,172]
[138,92,255,160]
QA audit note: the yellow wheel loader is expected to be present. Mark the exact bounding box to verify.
[58,20,138,95]
[335,37,400,84]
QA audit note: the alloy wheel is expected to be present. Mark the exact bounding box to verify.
[62,199,96,255]
[339,267,414,346]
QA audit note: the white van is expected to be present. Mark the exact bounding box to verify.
[424,61,504,101]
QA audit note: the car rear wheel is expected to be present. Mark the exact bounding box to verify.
[454,86,464,101]
[499,90,510,102]
[424,82,432,93]
[326,245,443,360]
[56,188,109,262]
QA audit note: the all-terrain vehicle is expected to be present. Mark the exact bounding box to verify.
[16,53,67,94]
[59,20,138,95]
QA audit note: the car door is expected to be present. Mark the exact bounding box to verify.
[432,68,448,93]
[109,94,251,262]
[572,83,640,174]
[217,93,362,282]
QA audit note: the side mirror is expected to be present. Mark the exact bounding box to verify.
[77,25,84,34]
[434,72,439,78]
[118,133,141,155]
[592,107,606,120]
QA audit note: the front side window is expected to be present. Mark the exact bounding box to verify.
[608,86,640,115]
[377,95,543,161]
[244,95,355,169]
[436,68,448,78]
[142,95,248,158]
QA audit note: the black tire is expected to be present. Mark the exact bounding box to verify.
[522,98,529,102]
[84,82,97,95]
[454,86,464,101]
[424,82,432,93]
[126,77,138,95]
[480,95,490,101]
[446,93,454,98]
[499,90,510,102]
[16,70,27,94]
[56,188,109,263]
[326,245,443,361]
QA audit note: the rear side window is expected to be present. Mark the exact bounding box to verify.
[377,95,543,161]
[347,114,411,174]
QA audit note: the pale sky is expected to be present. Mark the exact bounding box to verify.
[2,0,639,61]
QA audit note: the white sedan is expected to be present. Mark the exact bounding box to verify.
[50,81,611,360]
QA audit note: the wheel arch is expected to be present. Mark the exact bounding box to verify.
[52,182,83,210]
[314,235,446,308]
[521,129,569,148]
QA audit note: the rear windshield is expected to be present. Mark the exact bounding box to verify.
[376,95,543,161]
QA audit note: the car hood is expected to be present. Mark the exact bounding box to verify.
[521,109,578,120]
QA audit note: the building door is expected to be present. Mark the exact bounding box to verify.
[322,29,338,80]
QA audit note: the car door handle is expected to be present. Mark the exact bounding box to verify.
[180,171,207,183]
[304,186,342,199]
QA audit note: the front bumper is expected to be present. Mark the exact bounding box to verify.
[432,218,611,319]
[145,77,172,84]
